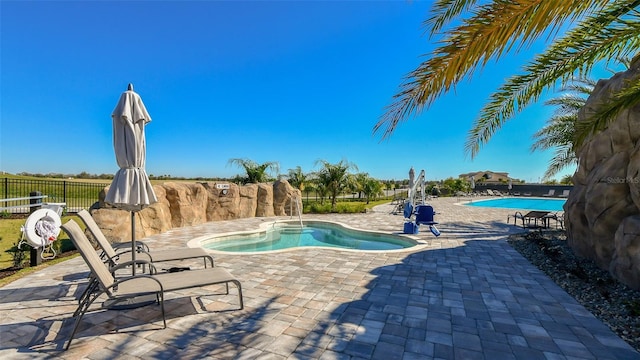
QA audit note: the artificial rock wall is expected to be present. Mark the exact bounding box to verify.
[565,56,640,290]
[90,180,301,243]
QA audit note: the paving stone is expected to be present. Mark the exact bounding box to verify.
[0,199,638,359]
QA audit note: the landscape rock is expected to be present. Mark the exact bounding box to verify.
[255,183,274,217]
[273,179,302,216]
[91,180,299,243]
[162,182,208,228]
[566,56,640,289]
[611,216,640,290]
[239,184,258,218]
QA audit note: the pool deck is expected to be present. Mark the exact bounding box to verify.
[1,196,638,359]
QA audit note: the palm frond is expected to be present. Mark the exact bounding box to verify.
[560,77,598,94]
[375,0,612,140]
[542,145,578,180]
[575,76,640,147]
[545,95,589,114]
[530,113,576,152]
[465,2,640,158]
[426,0,479,34]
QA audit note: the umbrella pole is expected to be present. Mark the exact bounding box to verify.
[131,211,136,275]
[104,210,155,309]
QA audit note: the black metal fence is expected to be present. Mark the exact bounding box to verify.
[0,177,106,213]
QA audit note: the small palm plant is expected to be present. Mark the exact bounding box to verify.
[228,158,280,184]
[531,78,596,180]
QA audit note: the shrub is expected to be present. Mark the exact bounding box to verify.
[335,203,365,213]
[306,202,332,214]
[6,241,28,268]
[303,202,366,214]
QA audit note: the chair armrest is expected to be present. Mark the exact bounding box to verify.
[112,241,150,252]
[109,274,164,294]
[110,259,158,275]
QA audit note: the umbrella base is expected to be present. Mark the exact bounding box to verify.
[103,295,157,310]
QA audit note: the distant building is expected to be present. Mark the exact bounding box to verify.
[459,171,510,184]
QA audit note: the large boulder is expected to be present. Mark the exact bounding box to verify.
[273,179,302,216]
[255,183,274,217]
[162,182,208,228]
[93,185,172,243]
[566,56,640,289]
[202,182,241,221]
[239,184,258,218]
[611,216,640,289]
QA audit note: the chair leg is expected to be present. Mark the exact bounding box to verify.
[159,292,166,328]
[233,280,244,310]
[66,290,101,350]
[75,280,99,315]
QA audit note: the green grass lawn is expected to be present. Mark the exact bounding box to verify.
[0,215,82,270]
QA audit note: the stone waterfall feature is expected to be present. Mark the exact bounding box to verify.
[89,179,301,244]
[565,57,640,290]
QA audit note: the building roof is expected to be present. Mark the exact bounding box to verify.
[459,171,510,182]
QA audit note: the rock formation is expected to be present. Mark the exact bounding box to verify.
[566,56,640,290]
[90,180,301,244]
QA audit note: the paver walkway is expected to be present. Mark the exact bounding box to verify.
[0,197,638,359]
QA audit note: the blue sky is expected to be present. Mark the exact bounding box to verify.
[0,1,619,183]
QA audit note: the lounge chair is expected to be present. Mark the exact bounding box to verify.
[542,189,555,197]
[77,209,214,270]
[559,189,570,198]
[61,219,243,350]
[486,189,496,196]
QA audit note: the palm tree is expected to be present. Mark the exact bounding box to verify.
[362,177,384,204]
[286,166,309,191]
[227,158,279,184]
[351,172,371,199]
[314,159,358,211]
[560,174,574,185]
[532,78,596,180]
[374,0,640,158]
[312,181,327,205]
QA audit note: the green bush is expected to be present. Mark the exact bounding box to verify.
[46,239,75,257]
[305,202,332,214]
[335,203,365,213]
[6,241,28,268]
[57,239,75,253]
[303,202,366,214]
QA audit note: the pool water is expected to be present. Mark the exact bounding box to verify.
[464,197,566,211]
[200,221,416,252]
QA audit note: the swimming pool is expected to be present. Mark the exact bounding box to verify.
[464,197,566,211]
[195,221,417,253]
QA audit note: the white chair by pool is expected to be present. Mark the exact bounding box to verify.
[542,189,556,197]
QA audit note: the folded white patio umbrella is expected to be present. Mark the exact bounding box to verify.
[105,84,157,275]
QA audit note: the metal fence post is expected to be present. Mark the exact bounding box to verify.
[29,191,42,213]
[29,191,43,266]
